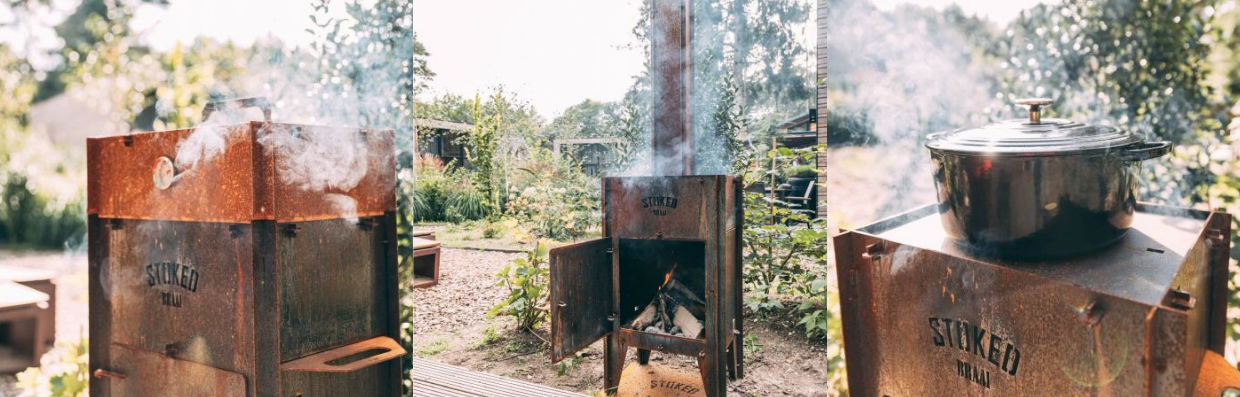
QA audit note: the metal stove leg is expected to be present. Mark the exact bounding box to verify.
[604,333,626,395]
[698,355,721,397]
[638,349,651,365]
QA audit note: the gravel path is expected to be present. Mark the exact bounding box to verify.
[412,248,521,335]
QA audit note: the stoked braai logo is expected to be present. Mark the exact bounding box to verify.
[928,317,1021,389]
[145,261,199,308]
[641,195,678,216]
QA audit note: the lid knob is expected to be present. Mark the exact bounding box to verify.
[1016,97,1053,124]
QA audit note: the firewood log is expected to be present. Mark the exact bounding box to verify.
[673,305,703,338]
[668,279,705,305]
[631,302,658,329]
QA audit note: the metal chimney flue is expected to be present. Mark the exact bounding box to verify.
[651,0,693,176]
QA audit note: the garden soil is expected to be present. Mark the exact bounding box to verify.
[414,247,830,397]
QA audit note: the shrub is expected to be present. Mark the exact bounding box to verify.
[411,155,489,223]
[784,164,819,179]
[504,149,599,242]
[740,145,832,339]
[443,182,488,223]
[488,241,550,331]
[16,337,89,397]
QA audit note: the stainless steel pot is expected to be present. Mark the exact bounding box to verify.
[925,98,1171,259]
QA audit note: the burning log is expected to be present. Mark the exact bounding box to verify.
[628,268,705,338]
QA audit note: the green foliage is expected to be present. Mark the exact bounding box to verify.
[489,242,551,332]
[0,175,86,248]
[416,338,450,357]
[555,351,586,377]
[417,93,476,125]
[16,337,90,397]
[467,92,502,218]
[1001,0,1227,206]
[474,322,500,348]
[739,145,832,339]
[784,164,819,179]
[410,157,489,223]
[504,149,600,242]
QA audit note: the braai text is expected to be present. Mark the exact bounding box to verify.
[957,359,991,388]
[928,317,1021,376]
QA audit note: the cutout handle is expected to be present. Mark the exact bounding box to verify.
[279,336,406,373]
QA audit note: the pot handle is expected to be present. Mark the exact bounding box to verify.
[1121,141,1171,162]
[203,97,272,122]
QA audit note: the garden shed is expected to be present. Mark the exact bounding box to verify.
[415,118,475,167]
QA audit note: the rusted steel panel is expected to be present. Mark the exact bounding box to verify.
[87,127,257,223]
[263,124,396,221]
[105,343,247,397]
[86,123,395,223]
[101,220,255,374]
[279,362,398,397]
[88,215,112,397]
[277,218,387,359]
[549,238,613,363]
[650,0,692,176]
[835,204,1229,396]
[617,328,704,356]
[603,176,715,240]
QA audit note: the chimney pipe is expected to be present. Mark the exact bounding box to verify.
[651,0,693,176]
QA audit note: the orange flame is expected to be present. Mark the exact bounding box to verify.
[659,264,678,290]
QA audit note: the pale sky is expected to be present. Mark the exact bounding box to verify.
[4,0,1051,118]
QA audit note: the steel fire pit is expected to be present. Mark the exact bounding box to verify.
[87,101,405,396]
[550,175,743,397]
[834,203,1238,396]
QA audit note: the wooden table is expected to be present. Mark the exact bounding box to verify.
[411,357,586,396]
[0,280,51,373]
[413,237,442,289]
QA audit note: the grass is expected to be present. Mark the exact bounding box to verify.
[472,322,499,349]
[416,338,450,357]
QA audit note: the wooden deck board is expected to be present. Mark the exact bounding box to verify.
[412,357,587,397]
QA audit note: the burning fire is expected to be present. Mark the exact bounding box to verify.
[659,264,678,290]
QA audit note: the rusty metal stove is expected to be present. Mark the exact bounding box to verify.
[834,203,1240,396]
[550,175,743,397]
[548,1,746,395]
[87,100,406,396]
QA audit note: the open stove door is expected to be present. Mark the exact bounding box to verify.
[549,238,613,363]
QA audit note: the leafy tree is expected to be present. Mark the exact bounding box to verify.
[1000,0,1227,205]
[624,0,814,171]
[544,99,623,140]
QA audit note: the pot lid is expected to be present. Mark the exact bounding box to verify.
[926,98,1143,155]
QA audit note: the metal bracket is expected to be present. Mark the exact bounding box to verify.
[1166,289,1196,311]
[861,242,885,260]
[357,217,377,231]
[282,224,300,237]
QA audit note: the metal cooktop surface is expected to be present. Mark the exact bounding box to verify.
[854,203,1210,306]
